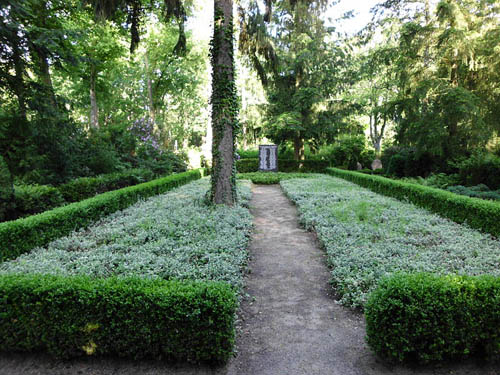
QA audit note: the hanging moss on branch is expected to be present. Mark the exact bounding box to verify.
[209,0,239,205]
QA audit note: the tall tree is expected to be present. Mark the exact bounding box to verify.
[209,0,238,204]
[239,0,346,160]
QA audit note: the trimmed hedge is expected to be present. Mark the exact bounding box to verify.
[365,273,500,363]
[0,274,236,362]
[0,170,201,262]
[236,158,329,173]
[237,172,320,184]
[58,168,154,203]
[326,167,500,237]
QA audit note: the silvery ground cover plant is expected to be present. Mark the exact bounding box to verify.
[1,179,253,291]
[281,176,500,309]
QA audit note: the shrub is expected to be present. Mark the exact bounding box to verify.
[58,169,154,203]
[0,274,237,363]
[455,152,500,190]
[0,155,14,221]
[0,170,201,262]
[446,185,500,201]
[320,135,368,169]
[238,172,320,184]
[326,167,500,237]
[384,147,433,177]
[236,149,259,159]
[13,184,65,218]
[365,273,500,363]
[236,158,259,173]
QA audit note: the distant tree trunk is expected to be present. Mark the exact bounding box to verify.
[31,45,57,107]
[90,63,99,128]
[12,42,27,122]
[293,135,304,161]
[145,55,156,125]
[210,0,237,205]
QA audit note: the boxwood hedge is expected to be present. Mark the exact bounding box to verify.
[0,170,201,262]
[326,167,500,237]
[365,273,500,363]
[58,168,155,203]
[236,158,329,173]
[0,274,237,363]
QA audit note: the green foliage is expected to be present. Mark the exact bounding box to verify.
[235,159,329,173]
[281,176,500,308]
[0,274,237,362]
[0,170,201,262]
[401,173,461,189]
[326,168,500,237]
[384,147,434,177]
[446,185,500,201]
[236,149,259,159]
[58,169,154,203]
[365,273,500,363]
[13,184,65,219]
[0,155,14,221]
[455,153,500,190]
[237,172,320,185]
[320,135,373,170]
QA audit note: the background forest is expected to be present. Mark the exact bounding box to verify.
[1,0,500,220]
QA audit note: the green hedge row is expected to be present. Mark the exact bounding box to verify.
[0,274,236,363]
[237,172,319,184]
[326,167,500,237]
[0,170,201,262]
[58,168,155,203]
[365,273,500,363]
[237,158,329,173]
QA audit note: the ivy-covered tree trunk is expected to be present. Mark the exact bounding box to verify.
[210,0,238,205]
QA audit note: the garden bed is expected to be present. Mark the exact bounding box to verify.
[281,176,500,309]
[0,179,253,362]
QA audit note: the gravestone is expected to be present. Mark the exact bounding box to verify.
[371,159,383,170]
[259,145,278,172]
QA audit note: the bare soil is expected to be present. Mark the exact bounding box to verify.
[0,184,496,375]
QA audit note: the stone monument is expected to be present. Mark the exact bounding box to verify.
[371,159,383,170]
[259,145,278,172]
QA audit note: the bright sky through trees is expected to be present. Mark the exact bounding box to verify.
[188,0,382,41]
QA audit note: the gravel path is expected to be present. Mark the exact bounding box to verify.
[0,183,496,375]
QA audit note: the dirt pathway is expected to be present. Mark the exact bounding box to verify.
[225,185,496,375]
[0,184,496,375]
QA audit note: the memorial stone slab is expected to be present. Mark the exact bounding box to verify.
[259,145,278,172]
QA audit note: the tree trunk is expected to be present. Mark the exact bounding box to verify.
[32,46,57,107]
[210,0,237,205]
[145,55,157,127]
[90,63,99,129]
[293,135,304,161]
[12,41,27,122]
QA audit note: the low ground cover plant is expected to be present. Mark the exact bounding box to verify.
[281,176,500,308]
[1,179,253,290]
[0,170,202,262]
[326,167,500,237]
[0,179,253,362]
[237,172,321,184]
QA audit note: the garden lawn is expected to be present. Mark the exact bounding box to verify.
[0,179,253,291]
[281,176,500,309]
